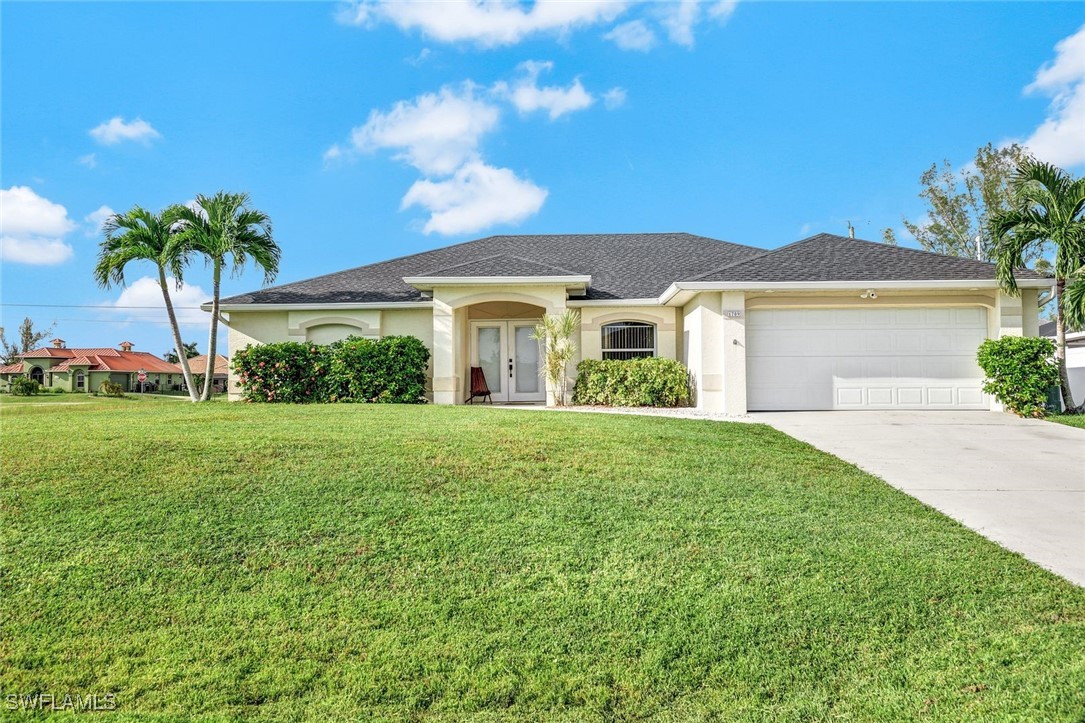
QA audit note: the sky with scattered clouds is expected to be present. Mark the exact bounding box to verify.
[2,2,1082,355]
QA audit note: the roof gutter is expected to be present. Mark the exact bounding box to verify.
[205,301,435,312]
[658,278,1054,305]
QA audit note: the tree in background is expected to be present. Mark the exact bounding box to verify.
[904,143,1042,262]
[164,342,199,364]
[881,228,898,245]
[173,192,279,402]
[0,317,55,364]
[94,206,200,401]
[989,158,1084,414]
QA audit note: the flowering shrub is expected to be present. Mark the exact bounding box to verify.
[572,357,692,407]
[233,336,429,404]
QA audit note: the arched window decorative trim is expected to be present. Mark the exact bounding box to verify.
[601,321,656,360]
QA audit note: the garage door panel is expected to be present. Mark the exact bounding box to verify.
[747,306,988,411]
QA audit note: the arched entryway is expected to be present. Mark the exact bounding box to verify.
[29,366,44,385]
[467,301,546,403]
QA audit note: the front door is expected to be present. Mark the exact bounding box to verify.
[471,320,545,403]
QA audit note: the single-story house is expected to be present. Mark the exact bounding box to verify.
[0,339,180,393]
[176,354,229,393]
[211,232,1051,413]
[1040,320,1085,406]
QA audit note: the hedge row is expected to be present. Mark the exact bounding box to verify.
[572,357,692,407]
[233,336,429,404]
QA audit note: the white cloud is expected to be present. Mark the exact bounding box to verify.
[708,0,738,23]
[323,144,344,164]
[498,61,594,120]
[84,205,115,236]
[1021,24,1085,167]
[338,0,627,47]
[0,186,76,265]
[660,0,700,47]
[89,116,162,146]
[603,87,628,110]
[77,153,97,169]
[113,276,210,327]
[405,47,432,66]
[340,84,500,175]
[340,0,737,50]
[604,19,657,51]
[401,161,547,235]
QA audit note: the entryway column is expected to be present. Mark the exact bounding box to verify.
[432,297,457,405]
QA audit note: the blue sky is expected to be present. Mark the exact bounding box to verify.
[2,1,1083,356]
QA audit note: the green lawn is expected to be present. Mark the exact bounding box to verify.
[2,401,1082,721]
[1048,413,1085,429]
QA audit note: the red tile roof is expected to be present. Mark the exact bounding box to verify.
[178,354,229,376]
[16,346,178,373]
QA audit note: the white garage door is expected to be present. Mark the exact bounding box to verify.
[747,307,989,411]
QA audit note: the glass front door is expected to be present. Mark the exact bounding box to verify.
[471,320,545,403]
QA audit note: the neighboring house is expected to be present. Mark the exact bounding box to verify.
[1040,320,1085,406]
[210,232,1051,413]
[176,354,229,393]
[0,339,180,393]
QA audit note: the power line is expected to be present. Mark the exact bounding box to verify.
[0,302,207,310]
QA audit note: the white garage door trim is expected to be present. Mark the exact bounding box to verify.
[747,306,989,411]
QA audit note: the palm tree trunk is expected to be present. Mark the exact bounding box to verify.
[201,261,222,402]
[1054,279,1080,412]
[159,266,200,402]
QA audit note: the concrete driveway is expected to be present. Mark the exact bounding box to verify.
[750,411,1085,586]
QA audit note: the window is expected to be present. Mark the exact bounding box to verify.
[601,321,656,360]
[76,372,85,389]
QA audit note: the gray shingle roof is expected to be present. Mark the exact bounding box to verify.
[220,231,1044,306]
[220,233,765,304]
[416,254,585,277]
[691,233,1043,283]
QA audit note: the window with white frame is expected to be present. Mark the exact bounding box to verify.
[601,321,656,360]
[76,372,85,389]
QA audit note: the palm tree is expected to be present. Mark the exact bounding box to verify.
[530,310,580,406]
[173,192,279,401]
[164,341,199,364]
[989,158,1085,413]
[95,206,200,401]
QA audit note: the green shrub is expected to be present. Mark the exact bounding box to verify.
[976,336,1059,417]
[329,336,430,403]
[233,336,430,404]
[572,357,692,407]
[10,377,40,396]
[98,381,126,398]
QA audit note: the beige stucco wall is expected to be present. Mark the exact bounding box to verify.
[217,284,1046,410]
[577,306,679,364]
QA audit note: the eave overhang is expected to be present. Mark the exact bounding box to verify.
[658,277,1055,306]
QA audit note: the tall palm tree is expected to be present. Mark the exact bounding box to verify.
[989,158,1085,413]
[173,192,279,401]
[94,206,200,401]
